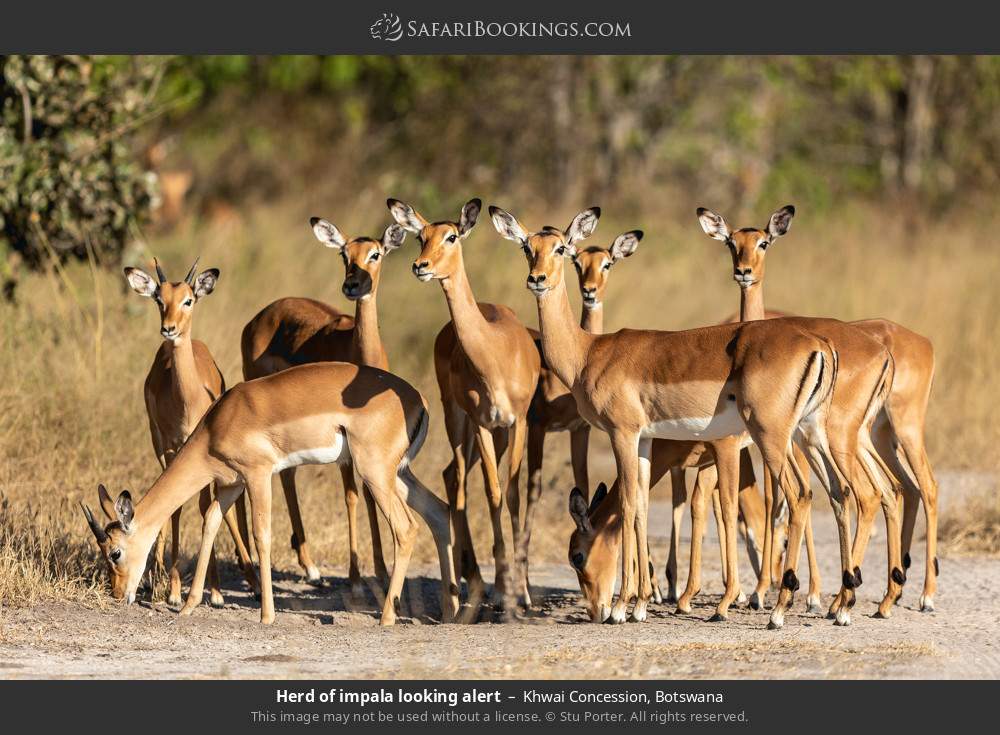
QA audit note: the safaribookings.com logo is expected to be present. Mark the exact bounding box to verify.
[370,13,631,42]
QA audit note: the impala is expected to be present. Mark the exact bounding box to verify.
[388,197,541,613]
[698,206,920,623]
[123,258,258,607]
[82,362,459,626]
[241,218,407,593]
[491,204,855,625]
[553,232,770,611]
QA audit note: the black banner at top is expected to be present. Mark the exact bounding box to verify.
[2,0,1000,54]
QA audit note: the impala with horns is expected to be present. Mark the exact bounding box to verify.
[83,362,459,626]
[241,218,408,593]
[123,257,258,608]
[490,203,856,625]
[388,196,540,615]
[697,204,937,615]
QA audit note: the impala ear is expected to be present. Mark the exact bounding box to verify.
[192,269,219,300]
[565,207,601,247]
[381,223,406,252]
[766,204,795,239]
[123,267,158,298]
[114,490,134,532]
[697,207,731,242]
[310,217,347,250]
[458,198,481,238]
[98,483,117,520]
[489,205,529,244]
[569,487,593,534]
[609,231,643,262]
[386,199,428,234]
[589,482,609,513]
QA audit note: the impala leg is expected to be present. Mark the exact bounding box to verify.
[198,486,225,608]
[676,466,712,614]
[768,458,810,630]
[520,420,546,608]
[628,438,654,623]
[854,443,904,618]
[505,417,530,607]
[179,483,242,618]
[737,448,765,582]
[712,436,743,621]
[222,494,260,598]
[899,439,939,611]
[608,431,640,624]
[339,462,364,594]
[245,472,276,625]
[363,482,390,587]
[665,468,687,604]
[750,470,775,610]
[789,445,822,613]
[475,425,513,613]
[367,479,416,628]
[279,468,321,584]
[443,407,482,606]
[397,467,459,622]
[711,481,729,589]
[167,507,183,607]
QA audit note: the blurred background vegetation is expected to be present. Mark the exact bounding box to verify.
[1,55,998,606]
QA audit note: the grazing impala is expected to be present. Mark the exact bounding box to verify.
[82,362,459,626]
[491,204,862,625]
[388,197,540,613]
[241,218,407,593]
[697,206,918,623]
[123,259,258,608]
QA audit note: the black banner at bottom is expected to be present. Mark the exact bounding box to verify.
[2,680,997,731]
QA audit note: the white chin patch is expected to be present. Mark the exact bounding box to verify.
[417,273,434,282]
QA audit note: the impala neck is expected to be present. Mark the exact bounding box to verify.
[166,335,205,421]
[740,282,766,322]
[351,294,386,369]
[439,261,496,371]
[132,433,219,552]
[581,303,604,334]
[537,274,592,388]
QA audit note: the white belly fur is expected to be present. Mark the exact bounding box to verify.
[640,401,745,441]
[272,431,347,473]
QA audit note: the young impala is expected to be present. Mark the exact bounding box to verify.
[82,362,459,626]
[241,218,407,593]
[491,204,856,625]
[698,205,937,613]
[124,259,258,608]
[388,197,540,614]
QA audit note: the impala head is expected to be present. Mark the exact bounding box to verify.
[573,231,643,309]
[386,198,481,282]
[567,483,620,622]
[697,205,795,289]
[80,485,147,604]
[489,206,602,297]
[310,217,406,300]
[124,258,219,342]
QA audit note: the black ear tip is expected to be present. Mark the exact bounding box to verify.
[309,216,321,227]
[591,206,602,218]
[786,205,796,215]
[597,482,607,493]
[469,197,482,207]
[488,205,501,216]
[633,230,644,241]
[696,207,708,216]
[386,198,399,208]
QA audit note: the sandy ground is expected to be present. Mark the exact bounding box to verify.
[2,480,998,681]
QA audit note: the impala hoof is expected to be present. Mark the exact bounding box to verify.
[919,595,935,612]
[651,587,664,605]
[605,606,628,625]
[628,602,648,623]
[806,595,822,614]
[305,567,323,586]
[708,612,727,623]
[748,591,763,610]
[736,590,748,605]
[767,614,784,630]
[177,603,196,618]
[834,608,851,626]
[209,592,225,609]
[167,593,183,609]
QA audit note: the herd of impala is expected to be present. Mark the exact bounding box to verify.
[80,198,938,630]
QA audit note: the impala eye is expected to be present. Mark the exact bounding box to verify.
[759,241,769,250]
[182,298,193,307]
[110,548,122,563]
[369,251,381,262]
[602,262,612,271]
[447,234,458,244]
[555,245,566,256]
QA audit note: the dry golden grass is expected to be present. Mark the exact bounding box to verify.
[1,192,998,607]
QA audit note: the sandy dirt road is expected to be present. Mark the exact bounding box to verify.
[2,492,999,680]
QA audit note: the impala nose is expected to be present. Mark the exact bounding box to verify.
[413,260,430,272]
[527,273,547,285]
[161,325,177,338]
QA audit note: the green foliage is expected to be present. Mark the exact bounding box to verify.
[0,55,160,271]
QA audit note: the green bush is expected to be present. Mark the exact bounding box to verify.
[0,55,159,277]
